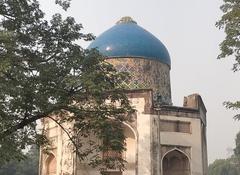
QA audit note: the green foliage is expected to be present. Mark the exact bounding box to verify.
[55,0,71,11]
[216,0,240,72]
[0,0,133,172]
[224,101,240,120]
[0,146,39,175]
[208,159,239,175]
[234,131,240,171]
[217,0,240,120]
[234,132,240,156]
[209,131,240,175]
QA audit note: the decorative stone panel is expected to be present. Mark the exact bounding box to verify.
[107,58,172,105]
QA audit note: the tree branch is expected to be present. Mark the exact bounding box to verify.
[47,115,84,157]
[0,106,60,138]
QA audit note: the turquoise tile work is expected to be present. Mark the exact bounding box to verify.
[88,17,171,66]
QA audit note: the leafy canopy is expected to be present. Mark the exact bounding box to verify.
[0,146,39,175]
[208,159,239,175]
[216,0,240,71]
[216,0,240,119]
[208,131,240,175]
[0,0,133,171]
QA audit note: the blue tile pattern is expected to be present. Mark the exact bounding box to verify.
[88,18,171,66]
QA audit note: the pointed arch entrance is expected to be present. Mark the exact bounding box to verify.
[162,149,190,175]
[45,153,57,175]
[123,123,137,164]
[102,123,137,175]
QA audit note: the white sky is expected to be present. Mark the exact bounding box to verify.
[39,0,240,164]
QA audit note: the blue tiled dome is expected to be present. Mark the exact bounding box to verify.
[88,17,171,66]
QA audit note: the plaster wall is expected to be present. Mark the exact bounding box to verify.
[75,96,152,175]
[75,97,146,175]
[75,128,137,175]
[39,92,207,175]
[39,119,74,175]
[160,115,203,175]
[132,97,151,175]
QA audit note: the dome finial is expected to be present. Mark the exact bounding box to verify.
[116,16,137,24]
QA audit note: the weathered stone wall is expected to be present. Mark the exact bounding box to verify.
[39,90,207,175]
[107,58,171,105]
[39,118,74,175]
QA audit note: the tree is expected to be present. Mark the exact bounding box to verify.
[216,0,240,120]
[216,0,240,71]
[0,0,133,172]
[208,131,240,175]
[0,146,39,175]
[208,159,239,175]
[233,131,240,172]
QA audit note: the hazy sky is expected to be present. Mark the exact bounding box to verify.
[39,0,240,163]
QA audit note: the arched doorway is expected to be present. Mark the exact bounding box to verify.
[46,154,56,175]
[123,123,137,175]
[162,149,190,175]
[102,123,137,175]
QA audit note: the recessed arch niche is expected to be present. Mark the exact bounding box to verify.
[162,149,190,175]
[123,123,137,174]
[45,153,57,175]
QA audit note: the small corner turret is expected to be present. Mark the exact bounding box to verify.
[183,93,207,125]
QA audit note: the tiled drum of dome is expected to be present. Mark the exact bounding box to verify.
[114,62,151,89]
[107,58,172,105]
[88,16,172,105]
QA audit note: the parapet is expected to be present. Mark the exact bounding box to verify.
[183,94,207,125]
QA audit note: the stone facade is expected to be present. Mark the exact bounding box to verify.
[39,90,208,175]
[39,119,75,175]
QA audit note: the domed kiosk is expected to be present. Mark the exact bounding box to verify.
[39,17,208,175]
[88,16,172,105]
